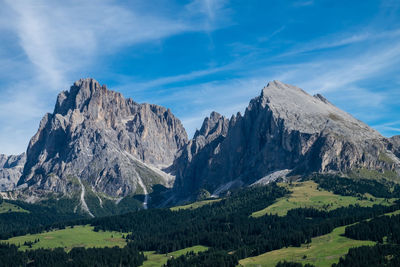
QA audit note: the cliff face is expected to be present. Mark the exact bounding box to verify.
[0,153,26,191]
[18,78,188,199]
[173,81,400,197]
[3,79,399,208]
[389,136,400,158]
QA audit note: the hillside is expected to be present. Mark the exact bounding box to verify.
[1,175,400,266]
[0,80,399,216]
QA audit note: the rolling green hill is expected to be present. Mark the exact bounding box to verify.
[238,224,374,267]
[170,199,221,211]
[142,245,208,267]
[6,225,127,251]
[0,201,28,214]
[251,181,394,217]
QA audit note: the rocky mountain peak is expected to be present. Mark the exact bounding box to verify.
[255,80,381,140]
[0,153,26,191]
[17,78,188,202]
[194,112,229,141]
[172,81,400,199]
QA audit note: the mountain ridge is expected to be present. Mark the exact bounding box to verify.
[0,153,26,191]
[1,78,399,214]
[14,78,187,205]
[172,80,400,199]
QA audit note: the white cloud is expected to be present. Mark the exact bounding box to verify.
[0,0,231,154]
[280,28,400,57]
[139,29,400,138]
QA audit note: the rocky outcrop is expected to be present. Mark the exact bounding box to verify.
[172,111,229,192]
[0,153,26,191]
[173,81,400,197]
[18,78,188,200]
[389,136,400,158]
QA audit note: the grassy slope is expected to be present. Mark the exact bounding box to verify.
[348,167,399,182]
[252,181,393,217]
[5,225,127,251]
[0,201,29,213]
[238,225,375,267]
[170,199,221,211]
[142,245,208,267]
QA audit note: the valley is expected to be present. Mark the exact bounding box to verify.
[0,80,399,266]
[1,175,400,266]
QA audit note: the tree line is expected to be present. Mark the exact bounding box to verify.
[344,213,400,243]
[0,243,146,267]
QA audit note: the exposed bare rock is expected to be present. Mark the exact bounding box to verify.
[173,81,400,197]
[17,78,188,200]
[389,135,400,158]
[251,169,291,187]
[0,153,26,191]
[171,112,229,192]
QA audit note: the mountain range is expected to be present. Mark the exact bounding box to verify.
[1,78,399,215]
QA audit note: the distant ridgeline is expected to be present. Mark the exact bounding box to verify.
[1,79,400,216]
[1,175,400,266]
[1,80,400,266]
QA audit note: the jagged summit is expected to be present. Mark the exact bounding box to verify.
[194,112,229,140]
[173,81,400,199]
[54,78,132,121]
[256,80,381,139]
[2,78,400,210]
[0,153,26,191]
[17,78,188,204]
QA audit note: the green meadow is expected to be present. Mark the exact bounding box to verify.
[142,245,208,267]
[0,201,28,213]
[170,198,221,211]
[4,224,208,267]
[251,181,393,217]
[5,225,127,251]
[238,224,375,267]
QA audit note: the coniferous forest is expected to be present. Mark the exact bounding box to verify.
[0,176,400,266]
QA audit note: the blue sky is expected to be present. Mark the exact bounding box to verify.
[0,0,400,155]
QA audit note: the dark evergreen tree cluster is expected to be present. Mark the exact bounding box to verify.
[275,261,315,267]
[332,244,400,267]
[1,176,400,266]
[344,214,400,243]
[0,243,145,267]
[311,174,400,198]
[89,183,400,262]
[164,249,238,267]
[0,200,86,239]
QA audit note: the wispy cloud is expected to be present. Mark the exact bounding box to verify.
[292,1,314,7]
[1,1,399,154]
[117,63,236,93]
[185,0,232,31]
[280,28,400,57]
[0,0,231,154]
[139,28,400,137]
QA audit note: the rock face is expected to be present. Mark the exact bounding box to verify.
[173,81,400,197]
[172,112,229,191]
[389,136,400,158]
[0,153,26,191]
[18,78,188,199]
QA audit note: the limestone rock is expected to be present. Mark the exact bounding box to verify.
[173,81,400,197]
[18,78,188,199]
[0,153,26,191]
